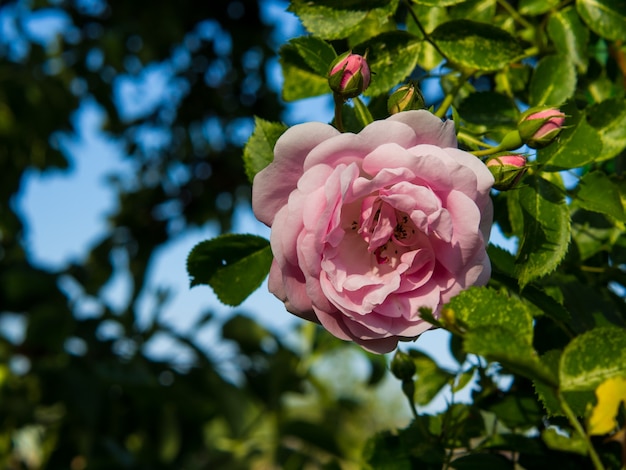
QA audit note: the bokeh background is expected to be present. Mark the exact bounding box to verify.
[0,1,507,467]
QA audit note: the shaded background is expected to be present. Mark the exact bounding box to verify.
[0,1,428,468]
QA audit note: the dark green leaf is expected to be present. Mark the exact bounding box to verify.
[413,0,466,5]
[537,108,603,171]
[560,326,626,392]
[290,36,337,77]
[547,7,589,72]
[528,55,576,106]
[408,350,454,406]
[457,91,519,128]
[576,0,626,41]
[187,234,273,306]
[586,97,626,162]
[406,4,447,71]
[448,453,515,469]
[574,171,626,221]
[353,31,421,97]
[243,117,287,182]
[430,20,523,71]
[512,175,570,287]
[488,395,543,430]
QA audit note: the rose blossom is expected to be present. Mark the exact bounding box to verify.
[252,110,494,353]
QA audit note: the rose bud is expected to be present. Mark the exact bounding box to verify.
[390,350,416,381]
[328,51,371,99]
[486,154,527,190]
[518,107,566,149]
[387,82,425,115]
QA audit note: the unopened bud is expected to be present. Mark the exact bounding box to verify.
[387,82,425,114]
[390,350,416,381]
[518,107,566,149]
[328,51,370,99]
[486,154,527,190]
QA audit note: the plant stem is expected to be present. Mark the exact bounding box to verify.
[333,93,345,132]
[496,0,533,30]
[403,0,448,60]
[434,70,472,119]
[559,392,606,470]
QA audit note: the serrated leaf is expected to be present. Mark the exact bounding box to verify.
[513,175,570,287]
[288,0,399,40]
[547,7,589,73]
[430,20,523,71]
[279,44,331,101]
[529,55,576,106]
[576,0,626,41]
[243,117,287,182]
[290,36,337,77]
[352,31,422,96]
[560,327,626,392]
[574,171,626,221]
[586,97,626,162]
[187,234,273,306]
[537,108,603,171]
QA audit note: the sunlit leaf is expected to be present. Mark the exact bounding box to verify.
[243,117,288,182]
[576,0,626,41]
[431,20,523,71]
[528,55,576,106]
[587,376,626,435]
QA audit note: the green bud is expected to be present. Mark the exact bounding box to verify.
[390,350,416,381]
[387,82,425,114]
[486,154,527,191]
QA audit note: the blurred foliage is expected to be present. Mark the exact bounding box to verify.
[0,0,408,468]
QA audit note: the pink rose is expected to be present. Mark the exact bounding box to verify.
[252,110,494,353]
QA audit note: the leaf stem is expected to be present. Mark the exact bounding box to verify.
[434,70,473,119]
[403,0,448,60]
[495,0,533,30]
[559,392,606,470]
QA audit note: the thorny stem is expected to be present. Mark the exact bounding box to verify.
[559,392,606,470]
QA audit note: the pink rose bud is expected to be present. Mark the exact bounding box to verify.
[518,107,566,149]
[328,51,370,99]
[387,82,425,115]
[486,154,527,190]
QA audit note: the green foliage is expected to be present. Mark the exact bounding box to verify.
[243,117,288,182]
[187,234,272,306]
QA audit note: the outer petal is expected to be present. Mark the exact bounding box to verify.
[387,109,457,147]
[252,122,339,226]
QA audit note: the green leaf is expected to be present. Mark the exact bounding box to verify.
[243,117,287,182]
[488,394,543,429]
[448,453,514,470]
[406,4,447,71]
[413,0,466,5]
[222,314,272,354]
[289,36,337,77]
[450,0,497,23]
[457,91,519,129]
[576,0,626,41]
[537,107,603,171]
[513,175,570,287]
[586,97,626,162]
[288,0,399,40]
[408,350,454,406]
[430,20,523,71]
[528,55,576,106]
[353,31,422,97]
[279,43,331,101]
[541,427,588,455]
[574,171,626,222]
[547,7,589,73]
[187,234,273,306]
[519,0,560,15]
[560,327,626,392]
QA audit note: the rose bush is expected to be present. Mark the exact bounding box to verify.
[252,110,494,353]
